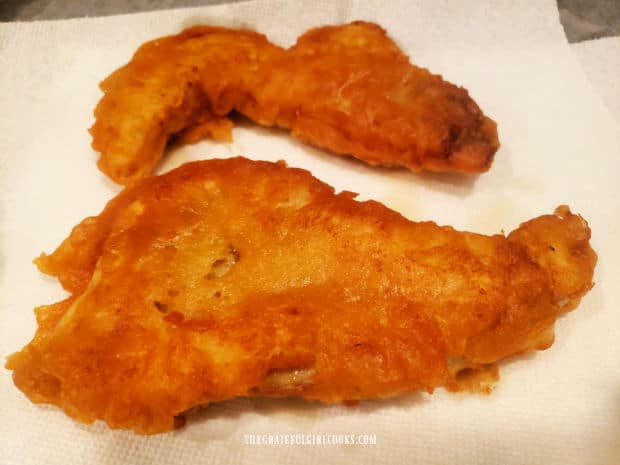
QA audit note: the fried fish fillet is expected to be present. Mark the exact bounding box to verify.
[91,22,499,184]
[7,158,595,434]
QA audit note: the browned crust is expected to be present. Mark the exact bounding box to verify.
[8,158,594,433]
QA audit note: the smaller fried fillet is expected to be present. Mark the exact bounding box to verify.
[7,158,595,434]
[91,22,499,184]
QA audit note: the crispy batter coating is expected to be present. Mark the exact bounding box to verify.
[90,22,499,184]
[7,158,595,434]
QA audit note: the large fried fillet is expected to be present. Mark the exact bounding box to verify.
[90,22,499,184]
[7,158,595,434]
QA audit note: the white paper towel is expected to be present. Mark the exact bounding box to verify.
[570,36,620,125]
[1,1,619,464]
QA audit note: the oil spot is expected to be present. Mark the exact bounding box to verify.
[153,301,168,313]
[206,246,240,279]
[285,306,300,316]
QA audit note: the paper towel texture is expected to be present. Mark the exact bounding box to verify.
[1,0,619,464]
[571,36,620,124]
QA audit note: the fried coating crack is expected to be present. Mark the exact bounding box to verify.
[90,22,499,184]
[7,158,595,434]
